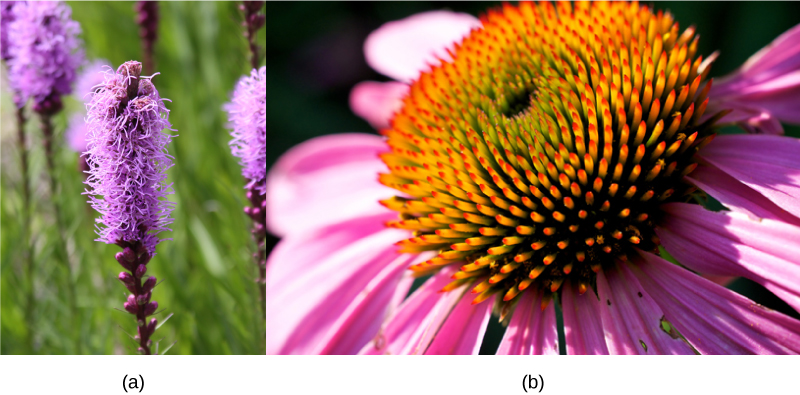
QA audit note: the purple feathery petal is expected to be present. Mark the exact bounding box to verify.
[687,162,800,226]
[6,1,84,108]
[264,212,420,354]
[424,293,494,355]
[561,280,609,355]
[364,10,481,83]
[596,264,694,355]
[630,250,800,354]
[349,80,409,130]
[496,289,559,355]
[266,133,393,237]
[658,203,800,313]
[84,61,175,255]
[698,134,800,220]
[359,266,463,355]
[227,66,266,195]
[708,23,800,133]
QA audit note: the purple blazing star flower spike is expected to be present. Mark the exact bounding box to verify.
[1,1,19,62]
[227,66,266,195]
[84,60,175,255]
[85,60,175,355]
[6,1,83,111]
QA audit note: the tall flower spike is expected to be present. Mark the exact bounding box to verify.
[240,1,265,69]
[227,66,267,311]
[6,1,83,112]
[84,60,175,355]
[134,1,159,75]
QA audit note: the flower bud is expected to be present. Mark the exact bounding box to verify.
[145,318,158,336]
[138,253,152,266]
[143,301,158,316]
[136,291,152,305]
[124,300,138,314]
[142,276,157,293]
[135,264,147,278]
[118,272,135,284]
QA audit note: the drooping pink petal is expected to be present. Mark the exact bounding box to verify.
[561,281,609,355]
[595,264,695,355]
[360,266,464,355]
[630,250,800,354]
[364,11,481,83]
[708,23,800,134]
[698,134,800,220]
[496,290,559,355]
[424,293,494,355]
[687,162,800,226]
[264,212,418,354]
[266,133,392,237]
[658,202,800,313]
[349,81,409,130]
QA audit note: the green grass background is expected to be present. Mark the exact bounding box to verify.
[1,2,266,354]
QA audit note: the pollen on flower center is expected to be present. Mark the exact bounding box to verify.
[379,1,720,309]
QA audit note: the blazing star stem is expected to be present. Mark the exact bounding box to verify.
[245,186,267,319]
[17,106,37,352]
[116,242,159,355]
[39,112,81,353]
[241,1,265,70]
[135,1,159,76]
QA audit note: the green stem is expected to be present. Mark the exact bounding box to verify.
[40,113,82,354]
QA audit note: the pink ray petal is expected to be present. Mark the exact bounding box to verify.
[708,23,800,133]
[658,202,800,313]
[364,11,481,83]
[561,280,609,355]
[424,293,494,355]
[687,162,800,226]
[596,264,695,355]
[266,133,392,237]
[630,250,800,354]
[496,290,559,355]
[264,213,417,354]
[698,134,800,219]
[360,266,464,355]
[349,81,409,130]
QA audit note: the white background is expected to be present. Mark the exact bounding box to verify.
[0,355,793,394]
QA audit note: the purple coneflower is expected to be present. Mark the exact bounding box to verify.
[227,66,267,306]
[265,2,800,355]
[84,60,175,355]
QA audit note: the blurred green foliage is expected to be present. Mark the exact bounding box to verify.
[1,2,266,354]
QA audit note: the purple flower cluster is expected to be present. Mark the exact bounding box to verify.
[4,1,83,111]
[227,66,266,195]
[84,60,175,256]
[1,1,19,61]
[65,59,110,153]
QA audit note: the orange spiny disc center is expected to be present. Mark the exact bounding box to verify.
[378,1,717,308]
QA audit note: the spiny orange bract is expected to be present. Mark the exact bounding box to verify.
[378,1,718,309]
